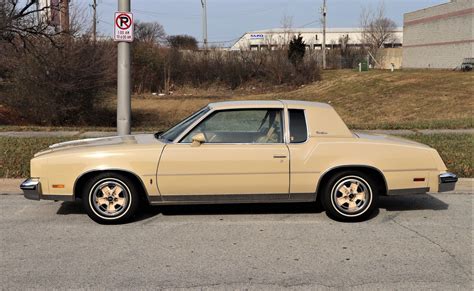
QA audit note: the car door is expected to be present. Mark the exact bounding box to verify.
[156,108,289,200]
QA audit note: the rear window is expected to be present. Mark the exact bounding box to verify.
[289,109,307,143]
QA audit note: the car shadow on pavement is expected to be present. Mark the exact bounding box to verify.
[141,202,324,218]
[379,194,449,211]
[56,200,84,215]
[55,193,449,221]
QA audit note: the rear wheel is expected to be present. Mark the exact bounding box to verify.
[82,172,140,224]
[321,171,379,221]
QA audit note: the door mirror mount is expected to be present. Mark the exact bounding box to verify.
[191,133,205,147]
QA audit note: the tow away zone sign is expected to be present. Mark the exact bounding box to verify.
[114,12,133,42]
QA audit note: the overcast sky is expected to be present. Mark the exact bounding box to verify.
[76,0,447,45]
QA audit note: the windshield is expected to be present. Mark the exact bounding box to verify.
[157,106,210,141]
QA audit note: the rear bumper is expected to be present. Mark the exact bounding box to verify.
[20,178,42,200]
[438,172,458,192]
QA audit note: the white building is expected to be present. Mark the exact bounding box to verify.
[230,27,403,51]
[402,0,474,69]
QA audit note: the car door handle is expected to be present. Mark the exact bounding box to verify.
[273,155,287,159]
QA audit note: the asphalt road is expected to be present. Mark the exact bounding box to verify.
[0,191,472,290]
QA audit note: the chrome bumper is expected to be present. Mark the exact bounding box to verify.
[20,179,42,200]
[438,172,458,192]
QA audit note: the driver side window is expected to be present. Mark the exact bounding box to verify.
[181,109,283,144]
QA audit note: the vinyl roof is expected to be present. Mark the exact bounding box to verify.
[208,100,331,109]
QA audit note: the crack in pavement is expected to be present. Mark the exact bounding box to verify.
[392,218,471,279]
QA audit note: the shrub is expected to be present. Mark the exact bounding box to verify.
[131,48,321,92]
[288,34,305,66]
[1,37,115,126]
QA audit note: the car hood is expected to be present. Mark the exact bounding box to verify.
[354,132,431,149]
[34,134,164,157]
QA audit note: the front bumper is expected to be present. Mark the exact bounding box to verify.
[438,172,458,192]
[20,178,42,200]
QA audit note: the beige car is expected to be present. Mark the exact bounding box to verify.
[21,100,457,223]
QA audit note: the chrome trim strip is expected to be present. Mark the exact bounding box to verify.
[158,172,288,176]
[149,193,315,204]
[387,187,429,195]
[383,168,437,172]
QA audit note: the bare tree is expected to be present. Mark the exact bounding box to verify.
[360,2,397,63]
[0,0,63,48]
[280,14,293,48]
[134,21,166,44]
[167,34,198,50]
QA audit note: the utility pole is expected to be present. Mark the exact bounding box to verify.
[60,0,70,33]
[117,0,131,135]
[201,0,208,50]
[321,0,327,69]
[92,0,97,42]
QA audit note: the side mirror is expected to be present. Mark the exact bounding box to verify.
[191,133,205,147]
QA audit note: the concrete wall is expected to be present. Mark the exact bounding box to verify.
[402,0,474,69]
[377,48,403,69]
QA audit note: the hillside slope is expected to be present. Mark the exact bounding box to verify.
[127,69,473,130]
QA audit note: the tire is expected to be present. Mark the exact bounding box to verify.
[82,172,140,224]
[320,171,379,222]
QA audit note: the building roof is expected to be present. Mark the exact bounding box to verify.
[247,27,403,34]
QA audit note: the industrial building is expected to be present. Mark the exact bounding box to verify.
[230,28,403,51]
[402,0,473,69]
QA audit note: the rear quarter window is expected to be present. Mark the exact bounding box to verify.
[289,109,307,143]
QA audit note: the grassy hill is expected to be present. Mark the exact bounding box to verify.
[1,69,472,131]
[123,69,473,131]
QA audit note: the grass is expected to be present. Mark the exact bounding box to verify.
[1,69,472,131]
[397,133,473,178]
[1,133,472,178]
[0,136,70,178]
[120,69,474,130]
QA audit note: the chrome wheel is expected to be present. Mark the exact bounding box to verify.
[331,176,372,216]
[90,179,130,218]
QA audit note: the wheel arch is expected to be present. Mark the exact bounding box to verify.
[73,169,150,203]
[315,165,388,199]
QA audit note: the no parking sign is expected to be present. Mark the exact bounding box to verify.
[114,12,133,42]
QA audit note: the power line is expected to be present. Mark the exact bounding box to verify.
[296,19,319,28]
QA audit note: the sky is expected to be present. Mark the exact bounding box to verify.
[75,0,448,46]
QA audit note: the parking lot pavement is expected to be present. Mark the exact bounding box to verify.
[0,188,472,290]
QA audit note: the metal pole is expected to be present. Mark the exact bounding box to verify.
[201,0,208,50]
[60,0,70,33]
[322,0,326,69]
[92,0,97,43]
[117,0,131,135]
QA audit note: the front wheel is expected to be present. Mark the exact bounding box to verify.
[321,171,379,221]
[82,172,140,224]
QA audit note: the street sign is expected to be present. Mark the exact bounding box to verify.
[114,12,133,42]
